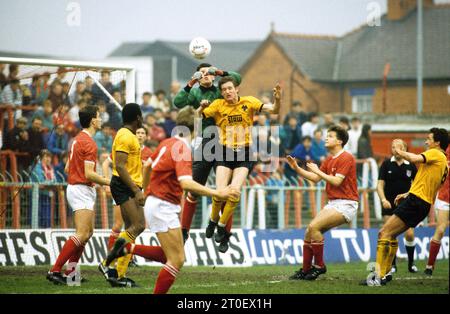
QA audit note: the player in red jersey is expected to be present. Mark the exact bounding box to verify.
[287,125,359,280]
[47,105,110,285]
[425,145,449,276]
[106,107,239,294]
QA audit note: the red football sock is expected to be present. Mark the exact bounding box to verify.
[427,239,441,268]
[51,235,82,273]
[181,196,197,230]
[108,229,121,250]
[127,243,167,264]
[153,264,179,294]
[64,244,85,276]
[303,240,313,272]
[311,240,325,268]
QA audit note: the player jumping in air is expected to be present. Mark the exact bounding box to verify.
[174,63,242,245]
[47,105,110,285]
[105,107,240,294]
[362,128,448,286]
[425,144,449,276]
[198,77,281,252]
[287,125,359,281]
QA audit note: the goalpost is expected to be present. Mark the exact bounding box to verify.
[0,56,136,109]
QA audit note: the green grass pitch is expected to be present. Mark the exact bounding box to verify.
[0,260,447,294]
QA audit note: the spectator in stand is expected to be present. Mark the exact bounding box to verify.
[338,116,350,131]
[34,72,51,105]
[48,124,69,159]
[145,113,166,142]
[168,81,181,109]
[98,100,110,123]
[357,124,373,160]
[31,99,54,132]
[54,151,68,182]
[291,136,314,164]
[53,103,75,135]
[31,149,56,228]
[84,76,94,92]
[311,129,327,164]
[69,81,86,105]
[91,70,113,103]
[140,91,154,114]
[81,90,93,105]
[1,79,23,121]
[48,82,65,111]
[51,67,67,86]
[94,122,113,157]
[0,64,7,90]
[283,101,308,127]
[68,99,87,126]
[347,117,362,156]
[282,115,302,155]
[153,108,166,126]
[301,112,320,138]
[106,90,123,130]
[29,74,41,103]
[27,116,45,167]
[61,82,71,105]
[1,116,28,151]
[7,64,19,82]
[319,112,334,139]
[162,109,178,137]
[150,89,170,113]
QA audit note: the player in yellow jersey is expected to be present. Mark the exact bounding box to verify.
[362,128,449,286]
[99,103,145,287]
[198,76,282,252]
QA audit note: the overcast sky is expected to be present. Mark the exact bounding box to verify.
[1,0,443,60]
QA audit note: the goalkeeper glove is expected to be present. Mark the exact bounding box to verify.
[208,67,227,76]
[187,71,203,88]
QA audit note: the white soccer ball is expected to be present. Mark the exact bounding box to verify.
[189,37,211,59]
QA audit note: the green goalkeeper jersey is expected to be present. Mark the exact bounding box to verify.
[173,71,241,134]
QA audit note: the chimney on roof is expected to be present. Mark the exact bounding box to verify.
[387,0,434,21]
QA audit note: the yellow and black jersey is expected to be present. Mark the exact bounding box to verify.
[202,96,263,148]
[409,148,448,204]
[112,127,143,187]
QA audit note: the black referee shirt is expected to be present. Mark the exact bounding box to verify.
[378,157,417,207]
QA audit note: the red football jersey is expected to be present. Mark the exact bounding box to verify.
[320,150,359,201]
[141,146,153,164]
[437,146,450,203]
[67,130,97,186]
[145,137,192,205]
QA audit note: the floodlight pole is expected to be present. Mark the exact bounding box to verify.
[417,0,423,114]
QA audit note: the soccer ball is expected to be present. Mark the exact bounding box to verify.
[189,37,211,59]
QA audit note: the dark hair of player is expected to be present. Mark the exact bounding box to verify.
[196,63,212,71]
[122,103,142,124]
[328,125,349,146]
[430,128,449,150]
[176,107,195,133]
[218,76,237,90]
[79,105,99,128]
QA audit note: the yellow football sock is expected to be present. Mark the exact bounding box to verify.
[376,239,390,278]
[116,252,133,279]
[103,231,136,267]
[210,197,224,222]
[385,239,399,275]
[219,199,239,226]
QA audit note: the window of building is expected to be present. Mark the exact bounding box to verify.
[350,88,375,113]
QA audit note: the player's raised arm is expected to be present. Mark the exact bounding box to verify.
[286,155,321,183]
[261,83,281,114]
[84,161,110,186]
[306,162,344,187]
[393,143,425,164]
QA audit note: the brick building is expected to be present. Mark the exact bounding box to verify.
[238,0,450,120]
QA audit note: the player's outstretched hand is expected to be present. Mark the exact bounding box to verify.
[286,155,299,170]
[216,186,240,201]
[188,71,203,87]
[208,67,224,76]
[134,190,145,207]
[394,192,408,206]
[200,99,210,108]
[273,83,282,101]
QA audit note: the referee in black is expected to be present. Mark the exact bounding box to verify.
[377,139,418,275]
